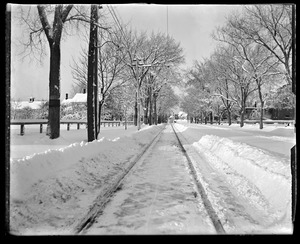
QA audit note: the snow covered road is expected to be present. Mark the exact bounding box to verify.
[9,120,294,235]
[85,125,216,234]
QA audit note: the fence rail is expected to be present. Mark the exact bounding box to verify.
[191,119,295,126]
[10,119,134,135]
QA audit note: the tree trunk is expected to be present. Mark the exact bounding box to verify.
[257,82,264,130]
[96,101,103,136]
[153,93,157,125]
[37,5,73,139]
[259,89,264,129]
[227,109,232,126]
[240,107,245,127]
[149,87,153,125]
[48,43,61,139]
[259,103,264,129]
[124,106,127,130]
[134,91,137,126]
[240,89,246,128]
[144,89,150,125]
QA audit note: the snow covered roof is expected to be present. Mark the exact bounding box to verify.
[12,101,45,110]
[62,93,87,105]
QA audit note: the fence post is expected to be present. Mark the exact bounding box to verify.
[20,124,24,136]
[77,123,80,130]
[40,124,43,133]
[67,123,70,131]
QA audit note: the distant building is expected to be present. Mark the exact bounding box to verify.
[11,97,46,110]
[61,93,87,105]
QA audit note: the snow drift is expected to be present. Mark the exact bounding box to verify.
[193,135,292,231]
[10,125,163,235]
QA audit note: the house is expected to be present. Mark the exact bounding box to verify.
[61,93,87,105]
[11,97,46,110]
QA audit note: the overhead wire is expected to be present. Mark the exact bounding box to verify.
[107,5,128,46]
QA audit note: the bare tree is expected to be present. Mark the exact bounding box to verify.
[206,47,241,126]
[156,84,179,123]
[213,9,285,129]
[71,25,128,137]
[16,4,74,138]
[112,26,184,129]
[36,4,73,139]
[230,5,293,85]
[15,4,111,139]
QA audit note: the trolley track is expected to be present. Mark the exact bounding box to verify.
[170,123,226,234]
[75,123,225,234]
[74,125,166,234]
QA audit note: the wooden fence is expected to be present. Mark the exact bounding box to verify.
[191,119,295,126]
[10,119,134,135]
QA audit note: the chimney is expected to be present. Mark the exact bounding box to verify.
[65,93,68,100]
[83,88,86,94]
[32,97,34,102]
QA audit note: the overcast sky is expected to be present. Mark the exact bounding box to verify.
[11,4,243,101]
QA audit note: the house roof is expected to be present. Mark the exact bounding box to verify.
[62,93,87,104]
[12,101,45,110]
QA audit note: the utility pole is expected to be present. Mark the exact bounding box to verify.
[87,4,99,142]
[291,3,296,226]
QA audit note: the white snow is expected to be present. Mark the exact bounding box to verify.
[173,123,187,132]
[173,120,294,233]
[192,135,292,233]
[12,101,45,110]
[193,135,291,204]
[10,124,141,159]
[9,119,295,234]
[9,124,164,235]
[255,135,296,143]
[61,93,87,104]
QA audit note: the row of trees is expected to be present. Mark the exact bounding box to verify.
[181,4,295,129]
[15,4,183,140]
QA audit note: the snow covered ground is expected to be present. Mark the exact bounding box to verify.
[10,124,142,159]
[9,124,164,235]
[9,120,296,235]
[174,120,295,234]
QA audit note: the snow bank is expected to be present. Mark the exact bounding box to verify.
[10,125,163,235]
[255,135,295,143]
[193,135,291,222]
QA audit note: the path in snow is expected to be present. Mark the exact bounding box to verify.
[85,124,216,235]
